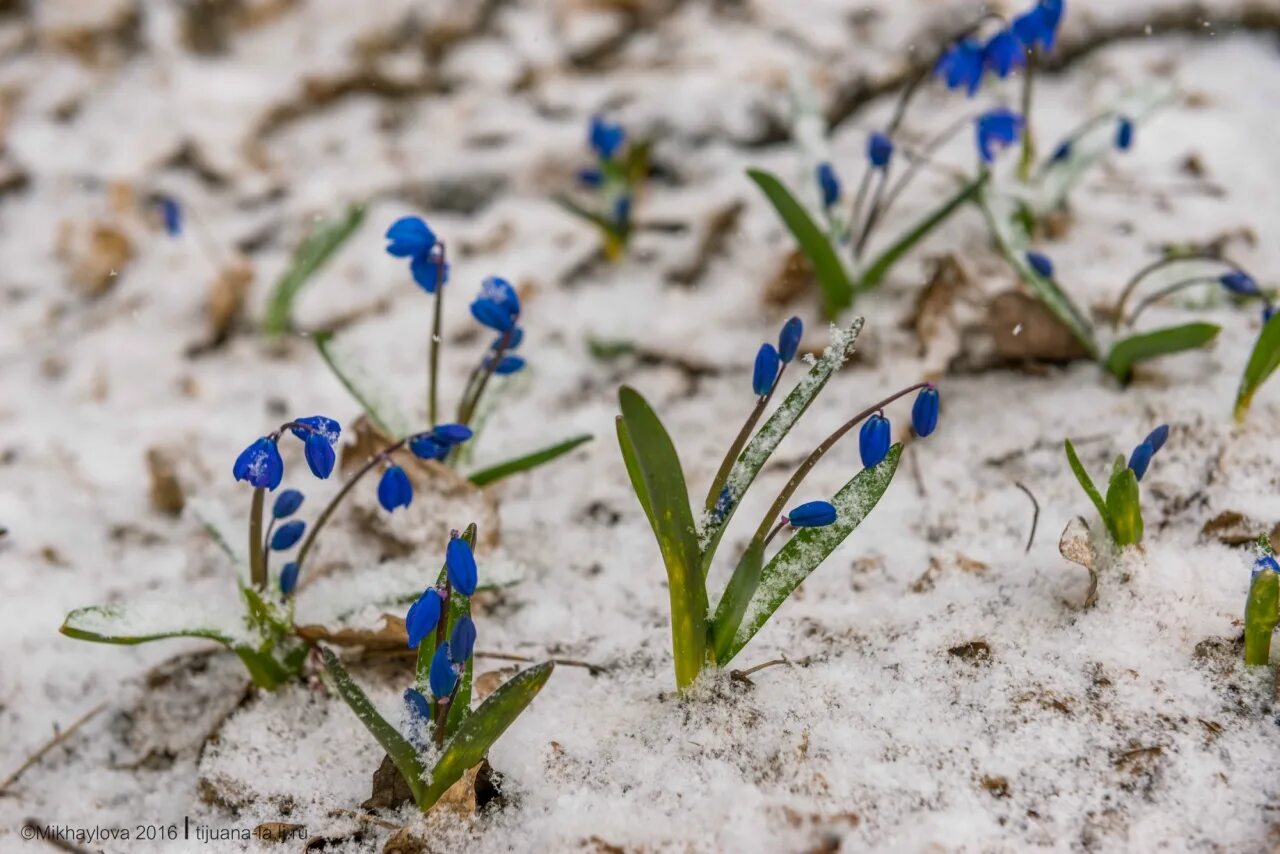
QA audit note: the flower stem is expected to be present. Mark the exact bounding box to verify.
[248,488,266,589]
[702,365,785,514]
[1111,254,1242,330]
[1123,275,1227,327]
[1017,53,1037,182]
[428,243,447,425]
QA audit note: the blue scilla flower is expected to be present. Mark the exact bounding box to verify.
[433,424,473,445]
[1220,271,1259,296]
[279,561,300,595]
[409,434,448,461]
[492,355,526,375]
[233,438,284,490]
[935,38,984,95]
[816,162,840,208]
[589,114,626,160]
[867,132,894,169]
[304,433,336,479]
[1127,440,1155,481]
[787,500,837,528]
[449,617,477,665]
[1145,424,1169,454]
[428,644,457,698]
[272,488,305,518]
[975,109,1023,164]
[1013,0,1064,52]
[778,317,803,363]
[403,687,432,722]
[859,414,891,468]
[270,519,306,551]
[983,30,1025,78]
[410,253,449,293]
[386,216,437,258]
[160,196,182,237]
[911,386,940,437]
[377,465,413,512]
[1026,251,1054,279]
[753,343,780,397]
[291,416,342,445]
[471,276,521,333]
[446,535,478,597]
[1115,117,1134,151]
[405,588,443,649]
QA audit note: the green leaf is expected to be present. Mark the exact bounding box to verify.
[466,434,593,487]
[709,538,764,662]
[314,331,410,438]
[747,168,854,318]
[1105,466,1144,547]
[320,647,427,805]
[699,317,864,572]
[1235,311,1280,422]
[263,204,366,338]
[421,662,554,809]
[1244,567,1279,666]
[979,188,1099,359]
[1064,439,1115,541]
[552,193,622,241]
[617,387,708,690]
[1104,323,1220,382]
[858,174,986,292]
[723,444,902,664]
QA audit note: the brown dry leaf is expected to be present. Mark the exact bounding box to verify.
[904,254,969,358]
[362,754,415,811]
[1059,517,1098,608]
[60,221,134,297]
[296,615,407,651]
[764,249,815,308]
[146,447,185,516]
[206,257,254,342]
[989,291,1091,363]
[473,666,520,701]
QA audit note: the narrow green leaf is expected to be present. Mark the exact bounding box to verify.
[263,204,366,338]
[617,387,707,690]
[709,538,764,662]
[1105,466,1144,547]
[1105,323,1220,382]
[1244,567,1279,666]
[1064,439,1115,541]
[724,444,902,664]
[699,317,864,571]
[314,331,408,438]
[1235,311,1280,422]
[421,662,554,809]
[552,193,622,240]
[858,174,986,292]
[979,188,1099,359]
[60,605,240,647]
[747,168,854,317]
[467,434,593,487]
[320,647,427,805]
[616,417,655,528]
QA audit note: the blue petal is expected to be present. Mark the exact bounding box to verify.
[816,162,841,207]
[304,434,336,479]
[377,465,413,512]
[160,197,182,236]
[867,132,894,169]
[428,644,457,698]
[471,298,517,332]
[577,167,604,187]
[1220,271,1258,296]
[410,253,449,293]
[403,687,432,721]
[1026,251,1054,279]
[405,589,442,649]
[752,343,780,397]
[270,519,306,551]
[432,424,474,445]
[446,536,478,597]
[589,115,626,160]
[1144,424,1169,454]
[408,434,449,461]
[291,416,341,444]
[982,30,1025,78]
[1127,441,1154,481]
[233,438,284,490]
[1115,117,1134,151]
[787,500,838,528]
[975,109,1023,163]
[777,317,803,363]
[911,387,940,438]
[448,617,477,664]
[272,488,305,519]
[494,355,526,375]
[385,216,436,258]
[279,562,300,595]
[859,415,891,468]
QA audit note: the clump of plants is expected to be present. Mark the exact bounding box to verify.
[555,114,648,260]
[1064,424,1168,550]
[617,316,939,689]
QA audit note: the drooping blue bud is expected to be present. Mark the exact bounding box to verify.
[867,132,894,169]
[975,109,1023,163]
[935,38,984,96]
[385,216,437,258]
[377,465,413,512]
[433,424,474,446]
[1220,271,1259,296]
[471,298,518,333]
[494,327,524,351]
[787,500,838,528]
[1115,117,1134,151]
[982,29,1025,78]
[410,253,449,293]
[272,488,305,519]
[859,414,891,468]
[816,162,840,207]
[589,114,626,160]
[160,196,182,236]
[290,416,342,445]
[304,433,336,480]
[1127,440,1154,481]
[448,617,477,664]
[409,434,448,461]
[446,535,479,597]
[493,355,526,375]
[270,519,306,551]
[279,562,300,595]
[778,317,803,363]
[1026,251,1054,279]
[753,343,780,397]
[403,687,432,722]
[428,644,457,698]
[1144,424,1169,454]
[405,588,443,649]
[233,438,284,490]
[911,386,940,437]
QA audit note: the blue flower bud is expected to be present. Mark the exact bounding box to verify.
[777,317,803,363]
[405,588,443,649]
[290,416,341,445]
[816,162,840,207]
[428,644,457,699]
[589,114,626,160]
[471,298,518,333]
[1127,440,1154,481]
[982,29,1025,78]
[867,132,894,169]
[911,386,940,437]
[160,196,182,236]
[975,109,1023,164]
[577,167,604,187]
[408,434,448,461]
[479,276,521,316]
[385,216,437,258]
[446,535,478,597]
[1144,424,1169,454]
[494,327,524,351]
[935,38,984,96]
[403,687,432,722]
[432,424,474,446]
[1026,251,1054,279]
[493,355,526,375]
[448,617,477,664]
[304,433,336,480]
[859,414,891,468]
[787,500,837,528]
[753,343,780,397]
[410,253,449,293]
[272,488,305,519]
[377,465,413,512]
[1220,271,1259,296]
[279,562,300,595]
[233,438,284,490]
[1050,140,1072,162]
[1115,117,1134,151]
[270,519,306,551]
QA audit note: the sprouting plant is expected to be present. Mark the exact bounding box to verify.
[315,216,592,486]
[60,413,480,689]
[555,114,648,261]
[1244,535,1278,666]
[617,316,939,690]
[321,526,553,812]
[1064,424,1168,549]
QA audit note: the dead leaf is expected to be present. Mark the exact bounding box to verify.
[296,615,407,651]
[948,639,992,664]
[207,258,254,341]
[473,666,520,700]
[1059,517,1097,608]
[763,249,814,308]
[146,447,185,516]
[59,221,134,297]
[362,754,415,811]
[988,291,1091,363]
[903,254,969,358]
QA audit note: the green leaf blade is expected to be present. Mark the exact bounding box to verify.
[263,204,366,338]
[467,434,593,487]
[747,168,854,317]
[1105,467,1144,546]
[1064,439,1115,541]
[1235,312,1280,422]
[709,539,765,662]
[1105,323,1220,382]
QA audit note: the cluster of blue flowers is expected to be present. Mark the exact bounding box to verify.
[233,415,343,490]
[403,534,481,718]
[751,317,804,397]
[858,385,940,468]
[936,1,1064,96]
[386,216,448,293]
[578,114,633,232]
[1125,424,1168,481]
[377,424,475,512]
